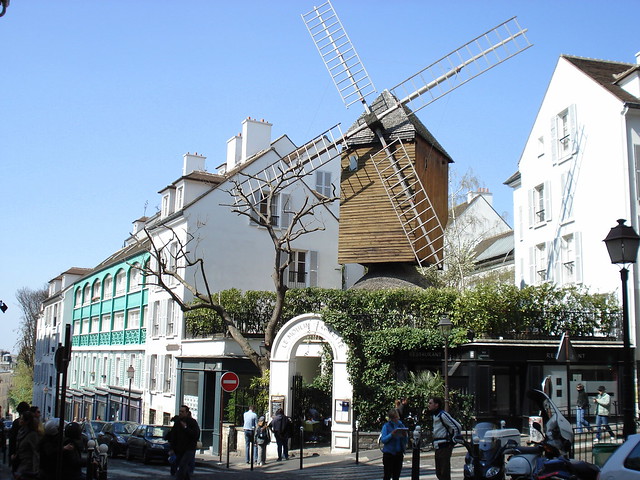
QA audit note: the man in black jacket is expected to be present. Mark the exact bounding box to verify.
[170,405,200,480]
[575,384,592,433]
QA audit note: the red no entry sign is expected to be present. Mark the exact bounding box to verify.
[220,371,240,392]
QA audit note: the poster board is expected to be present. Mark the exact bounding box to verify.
[334,399,350,423]
[271,395,285,417]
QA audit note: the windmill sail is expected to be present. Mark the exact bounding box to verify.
[302,1,376,109]
[390,17,532,116]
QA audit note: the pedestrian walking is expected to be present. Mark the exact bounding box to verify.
[8,402,30,476]
[38,419,62,480]
[255,416,271,466]
[575,384,592,433]
[243,405,258,464]
[593,386,615,442]
[14,410,40,480]
[169,405,200,480]
[164,415,180,476]
[269,408,290,461]
[428,396,462,480]
[61,422,87,480]
[380,409,408,480]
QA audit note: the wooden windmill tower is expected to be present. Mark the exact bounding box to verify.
[232,1,531,275]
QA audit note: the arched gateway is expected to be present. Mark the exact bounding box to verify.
[270,313,353,452]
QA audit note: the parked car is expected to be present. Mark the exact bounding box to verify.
[125,424,171,464]
[97,421,139,457]
[598,434,640,480]
[91,420,107,435]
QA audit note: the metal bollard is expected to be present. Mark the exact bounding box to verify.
[411,426,421,480]
[86,440,96,480]
[355,420,360,465]
[299,425,304,470]
[226,425,234,468]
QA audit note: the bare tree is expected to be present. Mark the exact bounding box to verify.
[15,286,47,370]
[139,159,338,374]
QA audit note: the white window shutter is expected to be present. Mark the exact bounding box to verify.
[569,104,578,154]
[574,232,583,284]
[528,189,535,227]
[145,355,151,390]
[166,301,173,336]
[158,355,165,394]
[550,115,558,164]
[544,181,552,222]
[309,251,318,287]
[280,193,291,228]
[529,247,535,284]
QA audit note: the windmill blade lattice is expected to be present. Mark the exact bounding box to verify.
[230,124,347,208]
[302,0,376,109]
[390,17,532,115]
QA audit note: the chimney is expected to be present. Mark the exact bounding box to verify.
[183,152,206,176]
[467,187,493,206]
[241,117,272,163]
[226,133,242,171]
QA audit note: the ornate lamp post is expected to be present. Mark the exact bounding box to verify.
[604,218,640,438]
[126,365,135,422]
[439,315,453,411]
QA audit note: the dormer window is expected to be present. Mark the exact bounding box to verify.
[161,194,170,218]
[175,186,184,210]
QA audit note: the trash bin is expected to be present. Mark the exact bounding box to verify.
[592,443,619,467]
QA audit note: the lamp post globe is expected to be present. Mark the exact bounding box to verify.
[604,219,640,438]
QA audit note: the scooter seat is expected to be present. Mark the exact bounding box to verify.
[507,445,542,455]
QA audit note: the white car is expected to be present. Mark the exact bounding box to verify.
[598,434,640,480]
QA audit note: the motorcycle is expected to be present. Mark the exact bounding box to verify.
[463,421,520,480]
[504,389,599,480]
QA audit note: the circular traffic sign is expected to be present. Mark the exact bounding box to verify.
[220,371,240,392]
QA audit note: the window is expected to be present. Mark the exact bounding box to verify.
[251,191,291,228]
[161,194,170,218]
[82,318,89,335]
[91,356,97,383]
[149,409,156,425]
[102,356,109,383]
[129,264,141,292]
[113,311,125,330]
[142,305,148,327]
[260,191,279,226]
[166,301,175,337]
[163,355,173,393]
[151,301,161,337]
[101,314,111,332]
[83,284,90,305]
[287,251,307,287]
[127,309,140,329]
[91,280,101,302]
[115,357,121,385]
[349,154,358,171]
[175,186,184,210]
[560,232,582,284]
[315,171,332,197]
[75,289,82,307]
[537,136,545,158]
[115,270,126,296]
[53,303,58,327]
[91,316,99,332]
[551,104,577,162]
[103,274,113,300]
[149,354,157,391]
[529,183,551,225]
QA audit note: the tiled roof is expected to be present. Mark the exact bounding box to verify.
[562,55,640,105]
[346,90,453,162]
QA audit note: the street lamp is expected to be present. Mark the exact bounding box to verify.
[604,218,640,439]
[439,315,453,411]
[126,365,135,422]
[43,386,49,421]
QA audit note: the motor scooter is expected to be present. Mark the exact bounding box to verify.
[463,421,520,480]
[504,389,599,480]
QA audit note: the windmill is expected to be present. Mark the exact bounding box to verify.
[231,1,531,275]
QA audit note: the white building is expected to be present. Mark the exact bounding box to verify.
[127,117,356,447]
[35,267,91,420]
[506,53,640,405]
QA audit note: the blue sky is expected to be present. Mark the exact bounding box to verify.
[0,0,637,352]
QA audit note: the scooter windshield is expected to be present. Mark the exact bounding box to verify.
[473,422,501,460]
[527,389,573,447]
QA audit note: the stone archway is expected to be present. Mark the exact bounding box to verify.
[270,313,353,453]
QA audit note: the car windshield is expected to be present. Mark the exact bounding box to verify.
[91,422,105,433]
[113,423,137,434]
[147,426,169,438]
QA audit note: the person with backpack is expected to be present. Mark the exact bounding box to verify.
[254,416,271,466]
[428,397,462,480]
[269,408,290,461]
[380,409,408,480]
